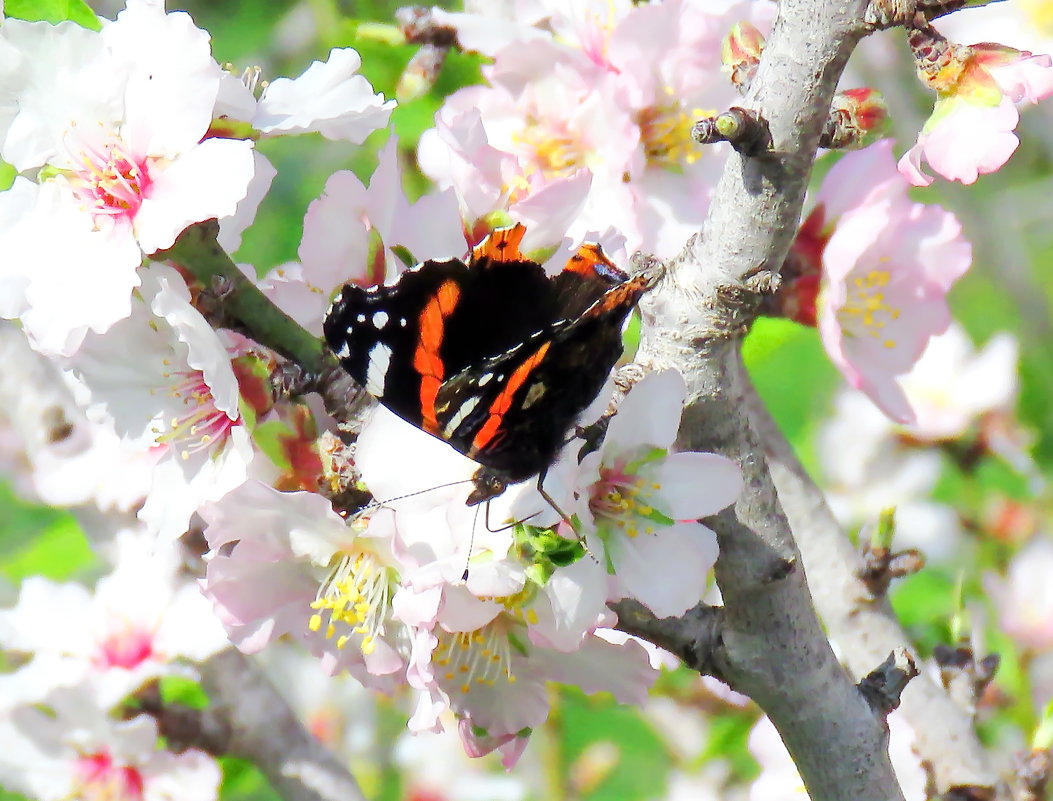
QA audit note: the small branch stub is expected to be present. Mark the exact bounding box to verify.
[858,647,920,716]
[933,644,1001,705]
[692,108,772,157]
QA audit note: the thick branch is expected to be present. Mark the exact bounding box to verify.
[747,392,1005,796]
[197,648,367,801]
[633,0,907,799]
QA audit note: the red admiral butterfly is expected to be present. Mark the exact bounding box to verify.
[323,224,656,506]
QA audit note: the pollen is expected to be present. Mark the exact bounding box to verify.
[837,269,903,347]
[637,93,709,169]
[512,123,586,181]
[309,550,393,656]
[432,620,518,695]
[61,124,151,221]
[150,368,237,460]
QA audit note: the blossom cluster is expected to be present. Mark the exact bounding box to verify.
[0,0,1049,797]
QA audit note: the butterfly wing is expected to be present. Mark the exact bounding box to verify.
[435,273,651,482]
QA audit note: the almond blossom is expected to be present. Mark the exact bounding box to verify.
[199,479,406,686]
[67,263,254,541]
[0,683,220,801]
[983,536,1053,651]
[0,533,228,707]
[0,6,255,354]
[899,27,1053,186]
[567,370,742,617]
[817,187,972,423]
[214,47,394,141]
[403,582,655,768]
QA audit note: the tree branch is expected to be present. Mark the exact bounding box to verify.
[747,391,1006,797]
[632,0,910,798]
[158,221,330,375]
[195,648,367,801]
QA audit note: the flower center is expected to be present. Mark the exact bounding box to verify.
[309,550,393,655]
[433,619,518,696]
[836,269,901,349]
[636,97,707,169]
[152,367,238,461]
[512,123,586,180]
[75,752,145,801]
[95,624,155,670]
[589,463,662,538]
[62,124,150,222]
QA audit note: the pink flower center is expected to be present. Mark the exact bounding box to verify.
[63,125,151,222]
[837,269,902,349]
[153,368,237,460]
[95,625,155,670]
[75,751,145,801]
[589,463,660,538]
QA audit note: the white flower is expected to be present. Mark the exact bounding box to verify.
[199,480,405,685]
[0,683,220,801]
[568,370,742,617]
[0,6,255,355]
[0,532,229,707]
[216,47,394,141]
[984,536,1053,650]
[896,322,1018,442]
[68,263,253,541]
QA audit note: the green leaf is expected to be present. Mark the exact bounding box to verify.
[561,688,672,801]
[218,757,282,801]
[5,0,101,30]
[159,676,210,710]
[0,514,96,582]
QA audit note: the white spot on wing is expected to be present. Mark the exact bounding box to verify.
[372,310,389,328]
[356,313,367,323]
[399,317,408,327]
[443,396,481,437]
[478,372,494,387]
[335,341,350,358]
[365,343,392,396]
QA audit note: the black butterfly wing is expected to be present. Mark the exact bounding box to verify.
[324,249,563,435]
[434,273,651,482]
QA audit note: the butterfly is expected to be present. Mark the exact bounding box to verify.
[323,223,656,506]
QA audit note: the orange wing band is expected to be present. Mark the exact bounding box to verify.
[471,223,527,265]
[470,341,552,452]
[563,242,618,277]
[413,279,461,434]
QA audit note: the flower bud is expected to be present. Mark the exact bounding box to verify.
[721,22,766,91]
[820,88,890,150]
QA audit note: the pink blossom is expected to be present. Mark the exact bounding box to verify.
[0,683,220,801]
[901,37,1053,185]
[567,370,742,617]
[817,197,972,423]
[0,534,228,707]
[984,537,1053,650]
[199,480,405,686]
[403,584,655,767]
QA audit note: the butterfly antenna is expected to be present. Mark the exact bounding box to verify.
[376,478,475,506]
[462,504,482,582]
